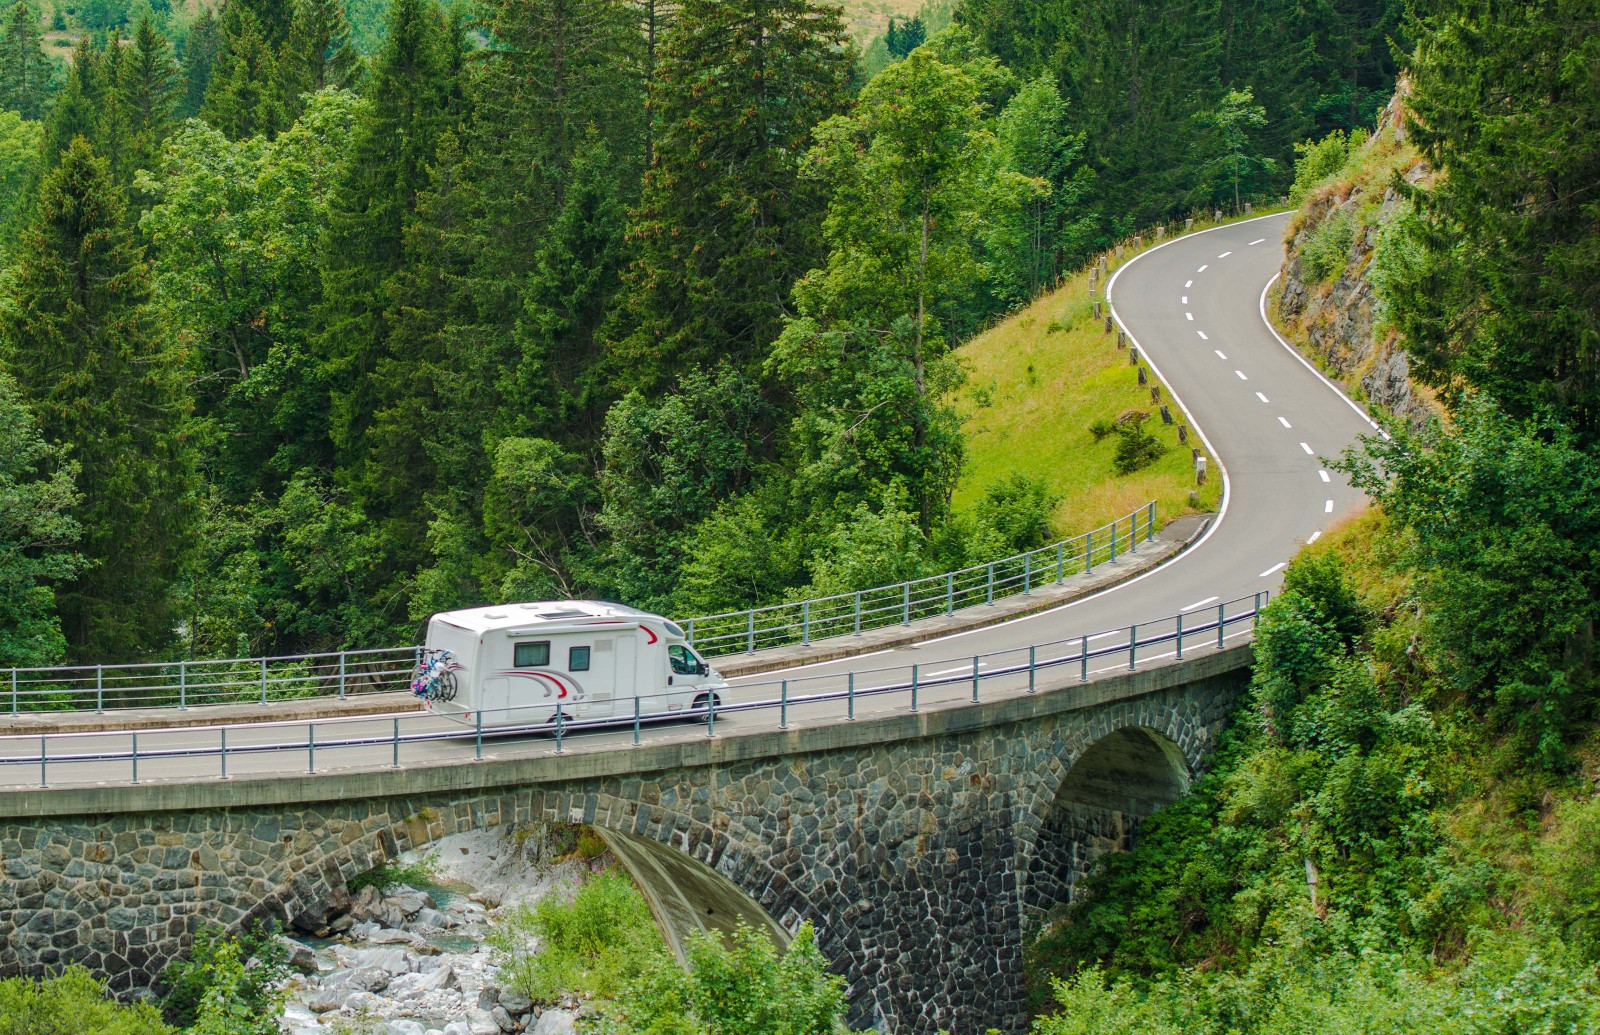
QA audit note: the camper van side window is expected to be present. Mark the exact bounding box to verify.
[569,646,591,672]
[514,641,550,667]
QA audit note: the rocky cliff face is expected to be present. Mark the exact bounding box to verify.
[1274,88,1440,428]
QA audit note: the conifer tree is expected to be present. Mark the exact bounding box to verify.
[114,16,180,179]
[41,41,104,163]
[0,0,53,119]
[203,4,286,140]
[179,7,221,119]
[279,0,360,118]
[607,0,853,393]
[0,137,196,662]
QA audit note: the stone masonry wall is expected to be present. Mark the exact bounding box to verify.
[0,667,1248,1034]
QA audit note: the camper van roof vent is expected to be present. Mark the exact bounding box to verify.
[536,609,590,620]
[483,611,507,619]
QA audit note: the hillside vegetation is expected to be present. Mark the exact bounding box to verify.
[0,0,1399,671]
[1026,0,1600,1028]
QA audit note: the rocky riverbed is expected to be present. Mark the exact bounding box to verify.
[277,827,599,1035]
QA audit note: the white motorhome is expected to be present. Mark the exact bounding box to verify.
[412,601,728,729]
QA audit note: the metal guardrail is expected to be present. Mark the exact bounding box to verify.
[1,505,1159,715]
[682,502,1158,654]
[3,647,418,714]
[0,592,1265,789]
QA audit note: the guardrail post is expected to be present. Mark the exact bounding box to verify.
[307,723,315,774]
[1129,509,1138,552]
[853,592,862,635]
[747,610,756,654]
[476,709,484,759]
[554,708,563,755]
[1218,602,1226,648]
[910,664,919,713]
[1147,502,1156,541]
[847,672,855,721]
[39,735,45,788]
[9,669,15,715]
[972,656,980,701]
[706,693,715,738]
[1129,625,1137,669]
[338,652,347,700]
[1085,530,1093,574]
[1023,553,1031,595]
[686,618,695,648]
[780,680,789,729]
[902,583,911,625]
[1254,592,1263,628]
[1176,612,1184,659]
[986,563,994,605]
[1081,635,1089,681]
[220,728,228,780]
[1110,518,1118,563]
[633,696,641,746]
[1056,543,1064,583]
[946,573,954,615]
[179,660,187,710]
[259,658,268,706]
[96,666,104,713]
[1028,646,1036,693]
[131,732,138,785]
[393,718,400,769]
[802,601,810,645]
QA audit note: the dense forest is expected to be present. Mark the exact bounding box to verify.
[0,0,1403,667]
[1028,0,1600,1027]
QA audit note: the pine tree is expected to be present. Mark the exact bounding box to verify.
[41,40,104,164]
[279,0,360,119]
[607,0,853,393]
[0,137,196,662]
[202,4,286,140]
[179,7,221,119]
[235,0,294,47]
[114,16,181,180]
[0,0,53,119]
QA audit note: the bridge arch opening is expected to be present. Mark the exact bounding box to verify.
[1026,725,1192,918]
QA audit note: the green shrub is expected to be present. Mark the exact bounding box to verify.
[1288,129,1367,203]
[0,968,172,1035]
[348,853,438,893]
[488,869,665,1004]
[157,921,287,1033]
[1299,208,1357,285]
[1088,417,1115,442]
[1111,414,1166,474]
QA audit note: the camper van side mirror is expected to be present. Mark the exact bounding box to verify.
[697,661,709,676]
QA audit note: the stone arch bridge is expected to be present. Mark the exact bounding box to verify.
[0,647,1252,1034]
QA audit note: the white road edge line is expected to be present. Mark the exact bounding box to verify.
[1259,562,1287,578]
[744,649,894,679]
[1260,273,1387,437]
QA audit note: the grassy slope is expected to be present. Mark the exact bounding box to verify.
[949,218,1290,538]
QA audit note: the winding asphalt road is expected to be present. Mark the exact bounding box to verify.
[0,212,1379,788]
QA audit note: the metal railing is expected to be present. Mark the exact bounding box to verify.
[0,592,1266,790]
[2,647,417,714]
[1,505,1159,715]
[682,502,1158,654]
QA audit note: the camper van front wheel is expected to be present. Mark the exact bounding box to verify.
[692,692,720,720]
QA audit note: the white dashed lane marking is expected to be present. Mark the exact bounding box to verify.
[1235,370,1248,380]
[1182,296,1188,304]
[1249,238,1266,246]
[1186,312,1194,321]
[1181,596,1220,611]
[1217,251,1233,258]
[1308,530,1322,544]
[1325,499,1334,513]
[1215,350,1228,359]
[1259,562,1287,578]
[1255,391,1269,403]
[1278,417,1292,428]
[1319,470,1331,483]
[1185,280,1193,288]
[1197,330,1208,340]
[1300,442,1315,455]
[1197,264,1208,272]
